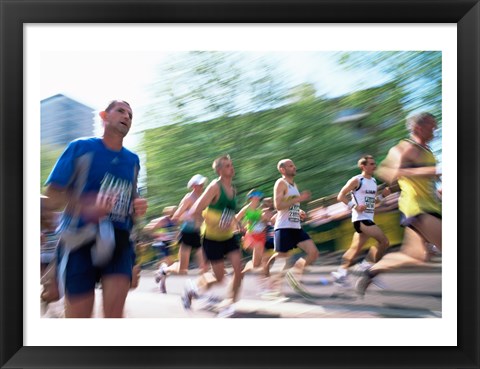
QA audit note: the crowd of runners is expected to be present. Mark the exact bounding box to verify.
[40,100,442,319]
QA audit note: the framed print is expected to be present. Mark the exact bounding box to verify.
[1,0,479,368]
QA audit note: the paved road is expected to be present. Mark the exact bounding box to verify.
[123,261,441,319]
[42,257,441,319]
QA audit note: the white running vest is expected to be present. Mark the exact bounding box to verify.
[275,180,301,229]
[351,175,377,222]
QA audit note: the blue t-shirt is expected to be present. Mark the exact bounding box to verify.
[46,137,140,231]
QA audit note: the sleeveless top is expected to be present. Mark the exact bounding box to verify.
[179,192,200,233]
[350,174,377,222]
[202,180,237,241]
[398,139,442,218]
[275,180,301,230]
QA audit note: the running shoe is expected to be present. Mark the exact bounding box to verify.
[181,279,198,309]
[154,262,167,283]
[358,259,373,271]
[198,295,222,310]
[155,263,168,293]
[331,271,350,287]
[158,274,167,293]
[354,270,373,296]
[285,270,313,298]
[216,305,235,318]
[427,243,441,255]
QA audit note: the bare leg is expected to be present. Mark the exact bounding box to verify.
[341,232,368,269]
[370,214,441,276]
[263,251,279,277]
[411,214,442,250]
[295,239,319,273]
[195,247,208,273]
[102,274,130,318]
[197,260,226,292]
[170,243,191,275]
[267,253,288,294]
[65,291,95,318]
[241,242,264,275]
[226,250,243,302]
[359,224,390,263]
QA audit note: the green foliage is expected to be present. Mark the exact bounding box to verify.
[40,144,65,191]
[42,52,442,220]
[39,52,442,228]
[142,82,407,217]
[143,51,291,130]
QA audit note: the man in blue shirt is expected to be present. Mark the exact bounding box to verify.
[42,100,147,318]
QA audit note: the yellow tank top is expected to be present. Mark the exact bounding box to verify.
[202,181,237,241]
[398,139,441,218]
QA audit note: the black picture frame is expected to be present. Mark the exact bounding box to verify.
[1,0,479,368]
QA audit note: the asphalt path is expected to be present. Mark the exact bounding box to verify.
[123,262,441,319]
[42,255,442,319]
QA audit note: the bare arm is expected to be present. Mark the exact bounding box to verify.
[235,202,252,222]
[274,179,311,211]
[190,181,219,219]
[43,184,114,223]
[143,217,169,232]
[133,198,148,218]
[377,185,391,201]
[377,144,439,184]
[261,208,274,223]
[43,185,68,211]
[397,166,438,177]
[336,177,360,206]
[171,193,193,223]
[270,212,277,224]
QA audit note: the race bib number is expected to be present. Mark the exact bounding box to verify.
[288,204,301,223]
[98,173,133,223]
[365,196,375,213]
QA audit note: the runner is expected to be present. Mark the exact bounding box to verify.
[261,197,277,270]
[236,189,269,276]
[182,155,243,317]
[331,155,391,286]
[42,100,148,318]
[355,112,442,295]
[144,206,178,290]
[265,159,319,296]
[257,196,279,298]
[154,174,209,293]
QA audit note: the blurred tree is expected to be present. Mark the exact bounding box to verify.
[143,51,291,129]
[336,51,442,120]
[142,81,406,218]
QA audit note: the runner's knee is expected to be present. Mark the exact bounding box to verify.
[310,247,319,260]
[380,237,390,249]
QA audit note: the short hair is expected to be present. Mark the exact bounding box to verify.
[105,100,131,112]
[212,155,231,174]
[358,155,374,168]
[277,159,291,172]
[406,112,436,131]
